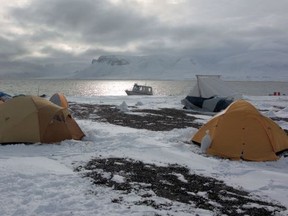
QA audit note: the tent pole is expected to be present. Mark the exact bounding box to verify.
[196,75,202,97]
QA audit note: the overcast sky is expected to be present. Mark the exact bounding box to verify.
[1,0,288,65]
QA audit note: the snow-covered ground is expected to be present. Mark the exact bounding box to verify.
[0,95,288,216]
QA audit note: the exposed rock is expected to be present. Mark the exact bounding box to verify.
[92,55,129,66]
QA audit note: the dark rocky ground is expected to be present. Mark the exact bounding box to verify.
[69,102,288,135]
[75,157,286,216]
[69,103,207,131]
[70,102,288,215]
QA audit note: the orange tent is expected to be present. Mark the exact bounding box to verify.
[0,95,84,144]
[192,100,288,161]
[50,93,69,108]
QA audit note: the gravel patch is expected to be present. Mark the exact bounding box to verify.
[70,103,204,131]
[75,157,286,215]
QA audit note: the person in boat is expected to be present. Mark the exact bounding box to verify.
[133,83,140,91]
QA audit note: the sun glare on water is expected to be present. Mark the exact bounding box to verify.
[81,81,133,96]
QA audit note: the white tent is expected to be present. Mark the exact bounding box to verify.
[182,75,242,112]
[189,75,240,98]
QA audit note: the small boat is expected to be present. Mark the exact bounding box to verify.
[125,83,153,95]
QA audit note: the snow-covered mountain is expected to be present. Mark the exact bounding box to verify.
[217,51,288,80]
[1,51,288,81]
[72,55,199,80]
[0,61,87,79]
[72,52,288,81]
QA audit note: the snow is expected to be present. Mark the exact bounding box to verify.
[71,54,288,81]
[200,130,212,153]
[2,53,288,81]
[1,95,288,215]
[117,101,129,112]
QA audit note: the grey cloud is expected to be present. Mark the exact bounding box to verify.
[0,36,28,60]
[29,29,63,43]
[10,0,159,45]
[2,0,288,71]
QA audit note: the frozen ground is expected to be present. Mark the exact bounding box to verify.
[0,95,288,215]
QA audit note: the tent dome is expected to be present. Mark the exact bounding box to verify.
[0,95,84,144]
[50,93,69,108]
[192,100,288,161]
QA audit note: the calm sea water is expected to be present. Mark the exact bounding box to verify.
[0,79,287,96]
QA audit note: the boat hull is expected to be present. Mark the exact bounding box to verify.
[125,90,153,96]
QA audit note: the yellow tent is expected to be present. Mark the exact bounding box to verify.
[0,95,84,144]
[192,100,288,161]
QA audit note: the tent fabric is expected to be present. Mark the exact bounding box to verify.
[0,92,12,102]
[182,75,241,112]
[203,97,233,112]
[183,96,233,112]
[188,75,239,98]
[0,95,84,144]
[192,100,288,161]
[50,93,69,108]
[66,116,85,140]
